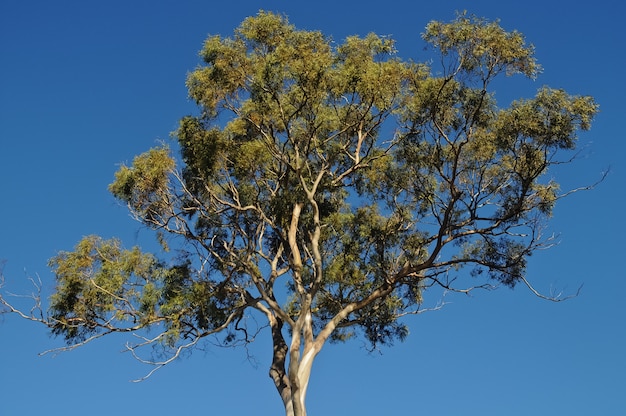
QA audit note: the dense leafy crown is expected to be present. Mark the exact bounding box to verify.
[46,12,597,355]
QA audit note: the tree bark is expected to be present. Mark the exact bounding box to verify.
[269,312,320,416]
[269,317,295,415]
[279,346,316,416]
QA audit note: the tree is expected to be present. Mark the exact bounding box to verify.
[0,11,598,416]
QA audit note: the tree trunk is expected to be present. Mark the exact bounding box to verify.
[278,349,315,416]
[269,316,318,416]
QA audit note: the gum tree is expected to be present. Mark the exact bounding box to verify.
[0,12,598,416]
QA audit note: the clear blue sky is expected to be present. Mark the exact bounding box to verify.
[1,1,624,415]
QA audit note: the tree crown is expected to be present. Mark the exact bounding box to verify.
[2,12,598,415]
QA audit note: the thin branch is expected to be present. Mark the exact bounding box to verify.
[39,330,117,356]
[519,275,582,302]
[395,293,449,318]
[556,168,609,199]
[126,333,203,382]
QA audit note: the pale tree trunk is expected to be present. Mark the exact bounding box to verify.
[277,347,317,416]
[268,318,295,416]
[296,347,316,414]
[269,313,320,416]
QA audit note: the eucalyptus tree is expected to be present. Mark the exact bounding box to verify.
[1,12,598,416]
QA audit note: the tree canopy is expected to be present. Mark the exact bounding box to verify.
[0,11,598,416]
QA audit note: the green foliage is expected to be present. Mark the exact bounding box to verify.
[47,11,598,361]
[494,87,598,150]
[48,236,242,346]
[48,236,158,340]
[423,12,540,78]
[108,147,175,221]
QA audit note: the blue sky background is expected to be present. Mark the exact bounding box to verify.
[1,1,624,415]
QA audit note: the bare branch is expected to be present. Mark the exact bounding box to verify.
[126,333,202,382]
[557,168,609,199]
[519,275,582,302]
[39,330,117,356]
